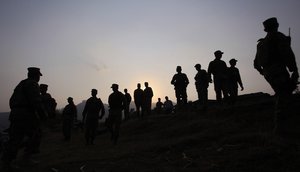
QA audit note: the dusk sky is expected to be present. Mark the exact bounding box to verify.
[1,0,300,112]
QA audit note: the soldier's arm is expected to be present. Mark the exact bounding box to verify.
[237,69,244,91]
[171,75,176,85]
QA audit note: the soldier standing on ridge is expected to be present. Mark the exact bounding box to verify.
[143,82,153,116]
[123,88,132,121]
[82,89,105,145]
[254,17,299,136]
[208,50,229,103]
[107,84,126,145]
[40,84,57,119]
[2,67,46,171]
[227,59,244,105]
[134,83,144,118]
[194,64,209,110]
[155,98,163,114]
[171,66,189,106]
[62,97,77,141]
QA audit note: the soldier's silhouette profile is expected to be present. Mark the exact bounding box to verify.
[82,89,105,145]
[62,97,77,141]
[194,64,209,110]
[40,84,57,119]
[155,98,163,114]
[143,82,153,116]
[171,66,189,106]
[107,84,126,144]
[227,59,244,105]
[2,67,46,171]
[123,88,132,121]
[134,83,144,118]
[254,17,299,136]
[163,96,174,114]
[208,50,229,103]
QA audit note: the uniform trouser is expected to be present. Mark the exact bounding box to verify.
[228,85,238,104]
[264,69,293,135]
[135,103,143,117]
[175,88,187,105]
[214,79,228,102]
[106,109,122,144]
[143,99,152,116]
[85,119,98,144]
[62,119,73,140]
[196,87,208,107]
[2,119,40,163]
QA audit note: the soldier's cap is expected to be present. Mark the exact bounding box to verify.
[229,58,237,64]
[67,97,73,101]
[40,84,48,89]
[91,89,97,92]
[28,67,42,76]
[111,84,119,89]
[263,17,278,30]
[214,50,223,55]
[194,64,201,68]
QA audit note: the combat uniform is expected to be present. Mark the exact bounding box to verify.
[82,93,105,145]
[254,17,299,135]
[2,67,45,168]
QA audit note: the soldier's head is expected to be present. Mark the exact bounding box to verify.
[158,98,161,102]
[144,82,149,87]
[91,89,98,97]
[229,58,237,67]
[165,96,169,100]
[137,83,141,89]
[27,67,42,82]
[111,84,119,92]
[214,50,223,59]
[176,66,182,73]
[194,64,201,71]
[67,97,73,104]
[124,88,128,93]
[40,84,48,94]
[263,17,279,32]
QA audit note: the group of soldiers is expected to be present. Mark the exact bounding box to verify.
[170,50,244,111]
[1,17,299,171]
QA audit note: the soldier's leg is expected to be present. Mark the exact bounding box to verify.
[175,89,181,105]
[274,93,290,136]
[182,89,188,104]
[2,122,25,167]
[113,112,122,145]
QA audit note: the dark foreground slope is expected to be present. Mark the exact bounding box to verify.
[13,93,300,172]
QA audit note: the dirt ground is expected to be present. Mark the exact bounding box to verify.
[6,93,300,172]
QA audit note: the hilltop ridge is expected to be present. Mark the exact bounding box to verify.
[3,92,300,172]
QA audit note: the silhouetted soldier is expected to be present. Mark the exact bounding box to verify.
[107,84,126,144]
[2,67,46,170]
[123,88,132,121]
[208,50,229,103]
[227,59,244,105]
[171,66,189,106]
[82,89,105,145]
[194,64,209,110]
[143,82,153,116]
[254,17,299,136]
[155,98,163,114]
[62,97,77,141]
[134,83,144,118]
[163,96,174,114]
[40,84,57,119]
